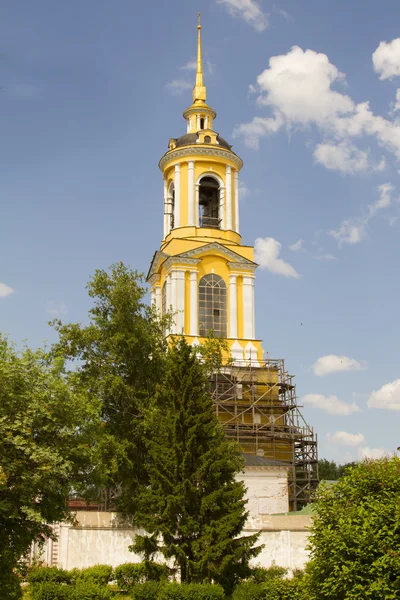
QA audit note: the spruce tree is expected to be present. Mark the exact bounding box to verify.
[132,338,261,594]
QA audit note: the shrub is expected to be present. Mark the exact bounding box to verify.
[250,565,287,583]
[72,580,113,600]
[232,582,266,600]
[131,581,163,600]
[0,568,22,600]
[28,566,71,585]
[115,563,146,589]
[159,583,225,600]
[263,578,306,600]
[76,565,114,585]
[30,582,74,600]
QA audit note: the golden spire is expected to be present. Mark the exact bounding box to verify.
[193,12,207,103]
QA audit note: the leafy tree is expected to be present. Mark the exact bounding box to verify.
[131,338,261,594]
[0,337,100,598]
[307,457,400,599]
[318,458,358,481]
[51,263,169,506]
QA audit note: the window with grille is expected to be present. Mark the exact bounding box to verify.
[199,274,227,337]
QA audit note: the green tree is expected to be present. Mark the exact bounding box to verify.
[318,458,358,481]
[131,338,261,594]
[307,457,400,599]
[0,337,100,598]
[52,262,169,506]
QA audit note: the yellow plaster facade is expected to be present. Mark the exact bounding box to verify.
[147,16,263,363]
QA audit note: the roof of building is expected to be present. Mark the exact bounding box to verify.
[242,453,290,468]
[174,132,232,150]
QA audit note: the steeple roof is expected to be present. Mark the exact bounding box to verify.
[193,13,207,104]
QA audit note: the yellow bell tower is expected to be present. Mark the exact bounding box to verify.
[147,14,263,363]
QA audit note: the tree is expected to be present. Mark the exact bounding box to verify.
[306,457,400,599]
[318,458,358,481]
[131,338,261,594]
[0,337,100,598]
[52,262,169,505]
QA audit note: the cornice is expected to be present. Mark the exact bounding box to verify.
[183,106,217,119]
[146,250,170,282]
[176,242,257,266]
[228,261,258,271]
[159,146,243,171]
[162,256,201,271]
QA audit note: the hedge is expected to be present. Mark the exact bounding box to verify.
[115,562,170,590]
[28,566,72,585]
[30,582,73,600]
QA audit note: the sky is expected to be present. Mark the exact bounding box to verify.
[1,0,400,463]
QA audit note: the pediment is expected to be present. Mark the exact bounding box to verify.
[146,250,170,281]
[176,242,257,267]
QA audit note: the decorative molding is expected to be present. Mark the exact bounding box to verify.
[162,256,201,272]
[175,242,257,266]
[159,146,243,172]
[146,251,170,281]
[183,106,216,120]
[227,262,257,272]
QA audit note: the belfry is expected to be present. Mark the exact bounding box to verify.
[147,14,262,364]
[148,16,318,510]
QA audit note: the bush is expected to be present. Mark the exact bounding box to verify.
[232,582,266,600]
[76,565,114,585]
[28,566,71,585]
[250,565,287,583]
[131,581,163,600]
[115,562,170,590]
[159,583,225,600]
[0,568,22,600]
[30,582,74,600]
[72,580,113,600]
[115,563,146,589]
[263,578,306,600]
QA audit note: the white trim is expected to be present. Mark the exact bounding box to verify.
[155,286,161,315]
[234,170,240,233]
[174,164,181,228]
[195,184,200,227]
[226,165,232,230]
[189,271,198,336]
[243,276,255,339]
[229,274,238,338]
[166,274,172,335]
[219,186,225,230]
[175,270,185,334]
[231,340,244,365]
[163,178,168,239]
[150,288,155,307]
[188,161,195,226]
[245,342,259,366]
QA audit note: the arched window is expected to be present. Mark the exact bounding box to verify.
[199,177,220,229]
[167,182,175,231]
[200,117,205,129]
[199,274,227,338]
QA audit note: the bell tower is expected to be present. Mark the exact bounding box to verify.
[147,14,263,363]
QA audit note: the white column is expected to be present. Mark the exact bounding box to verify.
[150,288,155,307]
[163,179,168,238]
[195,183,200,227]
[174,164,181,228]
[188,161,195,226]
[205,115,209,129]
[243,276,255,339]
[166,274,172,335]
[170,270,177,334]
[196,115,201,130]
[175,270,185,333]
[219,186,225,230]
[155,286,161,315]
[226,165,232,230]
[229,274,238,339]
[189,271,198,336]
[234,170,240,233]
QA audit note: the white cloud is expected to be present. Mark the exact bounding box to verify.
[0,282,14,298]
[233,45,400,166]
[327,431,365,446]
[217,0,268,32]
[239,181,250,199]
[330,183,395,246]
[47,301,68,320]
[359,446,391,459]
[315,253,337,260]
[181,60,197,71]
[373,38,400,80]
[368,378,400,411]
[254,237,300,278]
[313,141,372,174]
[313,354,366,376]
[301,393,360,415]
[289,239,304,252]
[165,79,192,95]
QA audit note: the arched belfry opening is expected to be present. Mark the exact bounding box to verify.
[199,273,227,337]
[199,176,220,229]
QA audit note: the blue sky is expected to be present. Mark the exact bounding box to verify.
[1,0,400,462]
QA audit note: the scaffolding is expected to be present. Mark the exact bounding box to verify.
[209,358,318,511]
